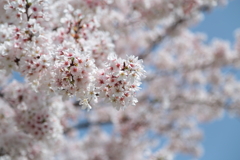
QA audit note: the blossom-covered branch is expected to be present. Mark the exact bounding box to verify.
[1,0,239,160]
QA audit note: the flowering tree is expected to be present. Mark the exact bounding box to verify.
[0,0,239,159]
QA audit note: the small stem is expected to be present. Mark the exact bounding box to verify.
[25,0,32,21]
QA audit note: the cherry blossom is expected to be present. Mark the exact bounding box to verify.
[0,0,239,159]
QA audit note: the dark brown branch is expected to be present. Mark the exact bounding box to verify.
[139,18,186,60]
[0,91,3,98]
[0,148,7,157]
[139,34,166,60]
[64,121,112,134]
[138,5,213,60]
[25,0,32,21]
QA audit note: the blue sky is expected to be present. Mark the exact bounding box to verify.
[177,0,240,160]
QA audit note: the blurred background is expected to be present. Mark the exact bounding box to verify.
[177,0,240,159]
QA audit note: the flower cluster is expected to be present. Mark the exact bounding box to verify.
[0,0,145,111]
[3,81,63,141]
[96,55,145,110]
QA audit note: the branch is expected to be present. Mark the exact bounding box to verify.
[64,121,112,134]
[25,0,32,21]
[0,148,7,157]
[138,4,213,60]
[139,18,186,60]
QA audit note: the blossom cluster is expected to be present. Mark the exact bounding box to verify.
[96,55,145,110]
[0,0,145,111]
